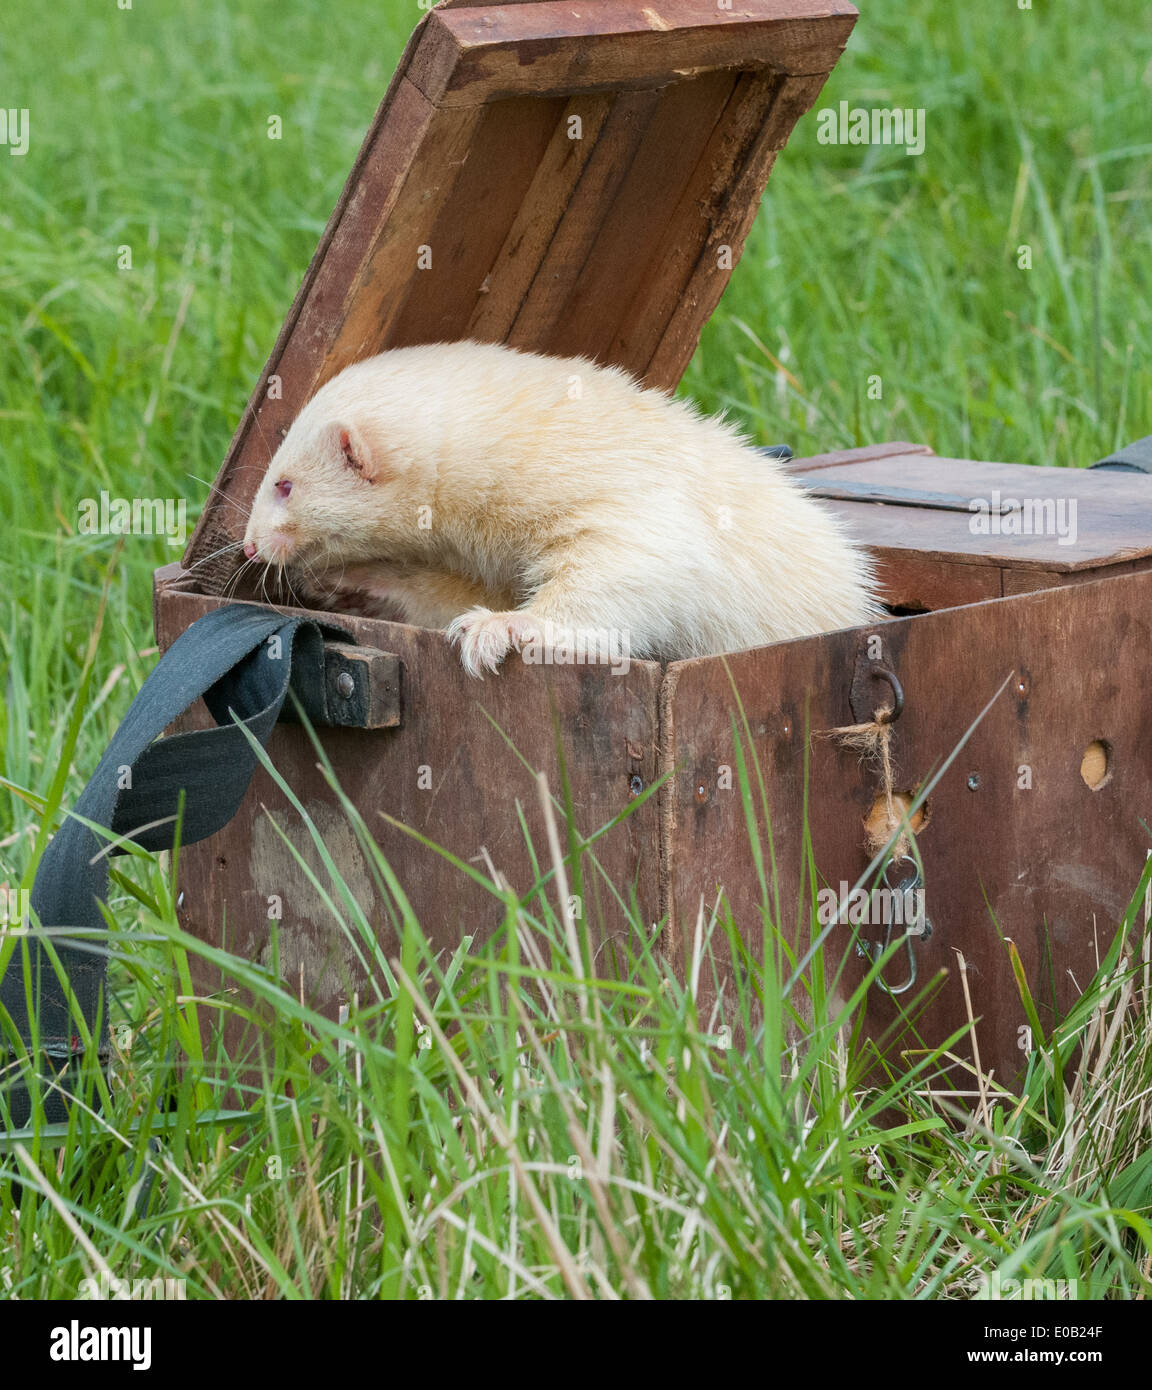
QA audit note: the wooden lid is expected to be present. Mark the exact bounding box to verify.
[792,445,1152,573]
[183,0,857,589]
[785,442,1152,611]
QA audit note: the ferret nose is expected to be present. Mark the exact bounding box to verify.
[244,541,258,559]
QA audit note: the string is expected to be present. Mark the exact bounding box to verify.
[820,704,909,859]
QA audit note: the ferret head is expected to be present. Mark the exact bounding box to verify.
[242,367,426,574]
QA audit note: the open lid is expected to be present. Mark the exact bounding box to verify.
[787,443,1152,609]
[182,0,858,590]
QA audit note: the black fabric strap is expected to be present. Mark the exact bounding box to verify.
[1,602,345,1127]
[1090,434,1152,472]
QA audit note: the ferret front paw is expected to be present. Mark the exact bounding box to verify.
[446,607,542,678]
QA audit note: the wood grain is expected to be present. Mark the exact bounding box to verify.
[643,70,830,387]
[811,455,1152,572]
[465,92,615,342]
[156,585,664,1064]
[378,95,570,349]
[318,99,490,379]
[786,442,937,473]
[872,552,1003,611]
[662,569,1152,1092]
[409,0,859,106]
[507,88,666,348]
[533,72,739,362]
[184,1,850,585]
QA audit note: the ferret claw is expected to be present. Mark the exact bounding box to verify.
[446,607,541,677]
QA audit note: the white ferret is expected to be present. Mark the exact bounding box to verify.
[242,341,881,675]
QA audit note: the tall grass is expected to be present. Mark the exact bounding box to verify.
[1,706,1148,1300]
[1,0,1151,1300]
[2,0,1149,850]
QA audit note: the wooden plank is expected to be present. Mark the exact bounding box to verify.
[465,93,615,341]
[506,88,665,349]
[409,1,859,106]
[542,71,740,362]
[786,442,936,473]
[812,456,1152,572]
[375,95,567,348]
[155,585,664,1055]
[663,569,1152,1091]
[602,69,775,381]
[319,101,488,380]
[872,552,1003,612]
[1001,557,1147,595]
[643,70,831,387]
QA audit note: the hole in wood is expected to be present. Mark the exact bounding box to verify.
[1080,740,1112,791]
[864,789,929,845]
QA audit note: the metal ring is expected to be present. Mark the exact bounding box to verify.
[873,668,904,724]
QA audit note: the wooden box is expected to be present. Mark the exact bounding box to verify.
[160,0,1152,1101]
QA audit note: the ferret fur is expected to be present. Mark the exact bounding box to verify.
[242,341,882,675]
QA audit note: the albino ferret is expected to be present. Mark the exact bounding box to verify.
[242,341,881,675]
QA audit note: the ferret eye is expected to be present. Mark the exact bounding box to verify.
[275,478,292,499]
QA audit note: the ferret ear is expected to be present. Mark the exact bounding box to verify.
[335,423,379,482]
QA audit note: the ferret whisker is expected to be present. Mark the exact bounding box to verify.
[187,473,252,521]
[221,555,251,602]
[299,553,343,606]
[259,562,292,615]
[184,539,246,574]
[281,566,305,611]
[290,559,321,608]
[231,555,262,602]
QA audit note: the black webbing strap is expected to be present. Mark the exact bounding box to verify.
[1,602,347,1127]
[1090,434,1152,472]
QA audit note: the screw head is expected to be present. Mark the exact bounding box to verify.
[336,671,355,699]
[967,773,980,791]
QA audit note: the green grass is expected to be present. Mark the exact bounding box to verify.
[1,0,1151,1298]
[2,712,1150,1300]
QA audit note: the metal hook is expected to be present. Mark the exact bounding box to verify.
[858,854,930,996]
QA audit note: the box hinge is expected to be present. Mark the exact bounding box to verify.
[798,478,1020,515]
[287,640,403,730]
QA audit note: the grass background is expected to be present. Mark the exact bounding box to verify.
[0,0,1150,1300]
[1,0,1151,821]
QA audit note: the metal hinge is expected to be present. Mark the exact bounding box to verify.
[798,478,1021,515]
[287,640,402,730]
